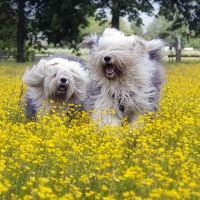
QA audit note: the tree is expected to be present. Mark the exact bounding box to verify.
[154,0,200,38]
[1,0,200,63]
[35,0,94,49]
[130,22,143,36]
[17,0,25,62]
[0,0,40,62]
[146,15,200,49]
[119,18,133,35]
[80,17,110,35]
[0,0,17,51]
[92,0,200,40]
[0,0,94,62]
[80,17,133,36]
[94,0,154,30]
[146,16,171,39]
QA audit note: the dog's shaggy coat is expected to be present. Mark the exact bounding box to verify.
[22,54,88,119]
[78,28,165,125]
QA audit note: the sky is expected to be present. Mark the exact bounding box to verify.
[124,13,155,34]
[140,13,155,30]
[140,2,159,32]
[106,2,158,33]
[124,3,158,33]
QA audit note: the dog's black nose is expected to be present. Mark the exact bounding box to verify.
[104,56,112,62]
[60,78,67,83]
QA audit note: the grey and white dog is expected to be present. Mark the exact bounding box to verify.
[22,54,88,120]
[78,28,165,126]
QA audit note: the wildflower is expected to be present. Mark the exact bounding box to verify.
[102,185,109,191]
[123,191,130,197]
[50,99,55,104]
[1,63,200,199]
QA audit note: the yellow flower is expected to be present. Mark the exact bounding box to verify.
[102,185,108,191]
[123,191,130,197]
[21,186,27,190]
[49,99,54,104]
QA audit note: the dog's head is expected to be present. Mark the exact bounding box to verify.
[44,58,88,103]
[23,58,88,103]
[44,65,74,102]
[78,28,164,81]
[78,28,150,80]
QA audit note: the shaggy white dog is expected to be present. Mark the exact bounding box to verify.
[78,28,165,126]
[22,54,88,119]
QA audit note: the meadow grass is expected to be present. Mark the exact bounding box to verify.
[0,60,200,199]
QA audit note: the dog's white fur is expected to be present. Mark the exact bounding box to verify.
[78,28,165,126]
[22,54,88,119]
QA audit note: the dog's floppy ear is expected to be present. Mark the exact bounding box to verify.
[70,68,88,100]
[148,39,165,62]
[134,36,148,54]
[77,34,100,49]
[22,62,48,88]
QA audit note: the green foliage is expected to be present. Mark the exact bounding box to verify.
[146,16,200,49]
[0,0,17,50]
[0,0,95,61]
[36,0,95,49]
[80,17,133,36]
[130,22,143,36]
[146,16,171,39]
[119,18,133,35]
[80,17,110,35]
[154,0,200,37]
[187,38,200,49]
[1,0,200,62]
[93,0,154,29]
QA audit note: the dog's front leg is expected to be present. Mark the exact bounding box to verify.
[92,109,121,126]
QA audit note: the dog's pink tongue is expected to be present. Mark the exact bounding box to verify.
[59,86,65,91]
[106,65,114,74]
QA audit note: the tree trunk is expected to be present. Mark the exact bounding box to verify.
[111,11,120,30]
[175,36,181,62]
[17,0,25,63]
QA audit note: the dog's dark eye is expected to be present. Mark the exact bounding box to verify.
[53,73,57,78]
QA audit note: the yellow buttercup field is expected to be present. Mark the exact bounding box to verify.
[0,61,200,200]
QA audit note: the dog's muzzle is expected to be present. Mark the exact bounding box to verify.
[103,56,116,78]
[58,78,68,93]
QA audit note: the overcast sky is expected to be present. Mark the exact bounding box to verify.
[124,3,158,33]
[124,13,155,34]
[141,13,154,28]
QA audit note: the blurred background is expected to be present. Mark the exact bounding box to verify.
[0,0,200,63]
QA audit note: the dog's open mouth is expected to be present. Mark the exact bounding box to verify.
[58,85,67,93]
[105,64,115,76]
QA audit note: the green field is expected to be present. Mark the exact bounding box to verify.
[0,60,200,199]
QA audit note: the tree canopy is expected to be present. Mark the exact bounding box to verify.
[93,0,154,29]
[80,17,135,36]
[0,0,94,62]
[0,0,17,51]
[154,0,200,38]
[0,0,200,62]
[146,15,200,49]
[130,22,143,36]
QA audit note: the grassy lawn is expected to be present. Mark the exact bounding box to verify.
[0,60,200,199]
